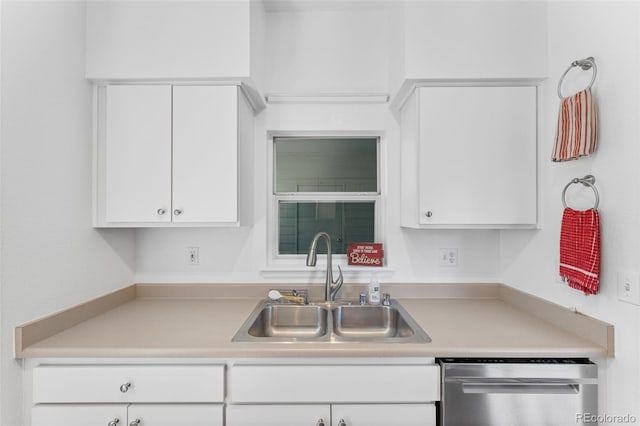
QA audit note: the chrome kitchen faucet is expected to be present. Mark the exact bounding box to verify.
[306,232,343,301]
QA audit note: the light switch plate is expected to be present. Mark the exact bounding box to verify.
[618,271,640,305]
[187,247,200,266]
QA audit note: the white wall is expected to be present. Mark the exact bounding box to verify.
[135,100,501,284]
[0,2,136,425]
[500,1,640,418]
[86,1,253,80]
[250,0,267,90]
[388,0,548,94]
[264,7,390,94]
[135,3,503,285]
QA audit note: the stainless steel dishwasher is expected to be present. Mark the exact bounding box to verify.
[438,358,598,426]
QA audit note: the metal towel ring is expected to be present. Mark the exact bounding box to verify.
[562,175,599,210]
[557,57,597,99]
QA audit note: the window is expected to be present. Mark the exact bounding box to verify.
[272,137,380,259]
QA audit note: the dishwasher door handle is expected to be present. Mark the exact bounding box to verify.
[462,382,580,395]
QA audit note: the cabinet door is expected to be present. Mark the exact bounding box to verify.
[226,404,330,426]
[332,404,436,426]
[32,404,127,426]
[417,86,537,226]
[172,85,239,224]
[104,85,172,223]
[128,404,223,426]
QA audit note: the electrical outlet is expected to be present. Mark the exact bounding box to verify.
[187,247,199,266]
[439,248,458,267]
[618,271,640,305]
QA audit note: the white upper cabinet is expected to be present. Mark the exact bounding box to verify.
[172,86,239,224]
[94,84,253,227]
[103,85,172,223]
[400,85,538,228]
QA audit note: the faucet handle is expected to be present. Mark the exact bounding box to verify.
[335,265,343,284]
[331,265,344,300]
[382,293,391,306]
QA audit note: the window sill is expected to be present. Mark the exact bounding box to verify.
[260,265,395,281]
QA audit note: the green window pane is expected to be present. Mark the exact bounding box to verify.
[278,201,375,255]
[275,138,378,193]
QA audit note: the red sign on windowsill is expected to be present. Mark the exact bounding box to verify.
[347,243,384,267]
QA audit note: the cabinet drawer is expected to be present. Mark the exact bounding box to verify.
[33,365,224,403]
[230,364,440,403]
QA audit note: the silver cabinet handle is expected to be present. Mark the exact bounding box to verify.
[129,419,141,426]
[119,382,131,393]
[157,208,166,216]
[338,420,347,426]
[425,211,433,218]
[316,419,325,426]
[173,209,183,216]
[107,419,119,426]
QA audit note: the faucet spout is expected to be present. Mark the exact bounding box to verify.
[306,232,343,301]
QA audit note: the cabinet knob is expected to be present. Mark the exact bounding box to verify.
[316,419,325,426]
[173,209,183,216]
[157,208,167,216]
[338,420,347,426]
[129,419,141,426]
[425,211,433,218]
[119,382,131,393]
[107,419,120,426]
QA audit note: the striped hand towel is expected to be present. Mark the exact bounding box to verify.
[559,207,601,295]
[552,88,598,162]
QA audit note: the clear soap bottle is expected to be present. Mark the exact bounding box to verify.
[368,273,381,305]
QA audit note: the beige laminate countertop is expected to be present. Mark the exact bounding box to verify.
[15,283,613,359]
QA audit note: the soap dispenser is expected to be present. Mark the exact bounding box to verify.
[368,273,381,305]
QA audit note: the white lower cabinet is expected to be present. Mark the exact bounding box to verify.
[226,404,435,426]
[32,404,222,426]
[32,404,127,426]
[29,360,439,426]
[227,362,439,426]
[128,404,223,426]
[31,364,225,426]
[226,404,331,426]
[332,404,435,426]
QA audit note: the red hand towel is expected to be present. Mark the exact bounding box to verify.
[559,208,601,295]
[552,88,598,162]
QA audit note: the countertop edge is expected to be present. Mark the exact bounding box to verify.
[15,282,614,359]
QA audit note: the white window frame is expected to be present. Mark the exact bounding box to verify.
[266,132,385,272]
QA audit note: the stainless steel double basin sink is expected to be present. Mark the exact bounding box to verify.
[232,299,431,343]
